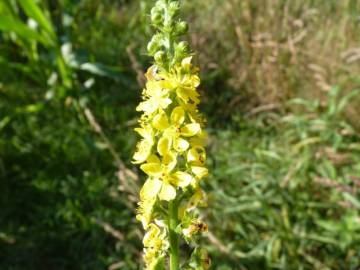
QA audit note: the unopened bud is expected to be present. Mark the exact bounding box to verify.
[151,13,163,25]
[168,1,180,17]
[147,34,162,55]
[147,41,157,55]
[175,21,189,35]
[174,41,189,61]
[151,7,163,25]
[154,51,166,64]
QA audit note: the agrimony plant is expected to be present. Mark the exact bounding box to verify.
[133,0,210,269]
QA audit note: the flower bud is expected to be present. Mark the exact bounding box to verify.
[151,13,163,25]
[151,7,163,25]
[175,41,189,59]
[147,41,157,55]
[163,18,174,30]
[155,0,166,9]
[168,1,180,17]
[147,34,162,55]
[154,51,166,64]
[175,21,189,35]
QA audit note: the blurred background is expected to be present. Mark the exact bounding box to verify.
[0,0,360,269]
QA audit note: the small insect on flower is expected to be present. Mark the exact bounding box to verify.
[182,219,208,239]
[133,0,209,269]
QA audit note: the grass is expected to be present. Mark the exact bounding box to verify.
[0,0,359,269]
[206,88,360,269]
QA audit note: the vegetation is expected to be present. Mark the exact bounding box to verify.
[0,0,359,269]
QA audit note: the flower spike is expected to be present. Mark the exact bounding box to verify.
[133,1,210,269]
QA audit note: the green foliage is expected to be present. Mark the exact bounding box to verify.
[0,0,359,269]
[207,88,360,269]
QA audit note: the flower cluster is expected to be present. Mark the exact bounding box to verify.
[133,1,210,269]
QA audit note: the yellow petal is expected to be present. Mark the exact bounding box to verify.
[136,214,148,229]
[181,56,193,69]
[143,223,160,247]
[187,188,205,211]
[133,140,152,164]
[173,137,190,152]
[163,152,177,172]
[159,182,176,201]
[176,87,200,104]
[145,80,158,92]
[134,127,152,140]
[136,197,156,229]
[187,146,206,164]
[147,154,160,163]
[136,100,157,114]
[157,136,172,156]
[180,123,201,137]
[160,97,172,110]
[145,65,158,81]
[187,147,198,163]
[191,166,208,179]
[189,131,207,147]
[172,171,193,188]
[140,163,162,176]
[176,87,189,103]
[140,178,162,200]
[170,106,185,126]
[152,113,169,130]
[190,75,200,88]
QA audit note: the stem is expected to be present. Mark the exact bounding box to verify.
[169,200,179,270]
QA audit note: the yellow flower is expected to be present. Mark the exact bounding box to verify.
[186,146,208,187]
[133,125,155,164]
[143,223,164,248]
[153,106,201,154]
[140,153,193,201]
[136,79,172,115]
[136,197,156,229]
[178,188,206,219]
[170,57,201,104]
[143,223,166,269]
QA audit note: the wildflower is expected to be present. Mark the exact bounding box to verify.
[153,106,201,153]
[133,125,154,164]
[133,0,209,268]
[140,153,193,201]
[143,223,167,269]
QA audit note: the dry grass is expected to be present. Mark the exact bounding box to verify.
[184,0,360,126]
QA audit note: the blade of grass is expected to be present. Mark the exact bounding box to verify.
[0,16,47,45]
[17,0,55,38]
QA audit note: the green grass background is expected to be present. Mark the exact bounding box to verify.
[0,0,360,269]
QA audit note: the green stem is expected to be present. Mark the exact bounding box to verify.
[169,200,179,270]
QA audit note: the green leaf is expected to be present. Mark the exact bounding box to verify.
[79,62,125,80]
[0,116,11,131]
[17,0,55,37]
[0,16,47,44]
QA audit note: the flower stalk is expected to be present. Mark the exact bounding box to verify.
[168,201,179,270]
[133,0,210,269]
